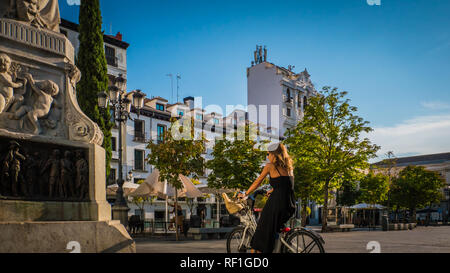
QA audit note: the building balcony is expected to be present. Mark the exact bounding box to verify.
[133,132,148,143]
[283,95,293,105]
[106,55,118,67]
[283,116,298,127]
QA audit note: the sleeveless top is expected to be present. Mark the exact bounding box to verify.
[269,165,296,218]
[250,164,296,253]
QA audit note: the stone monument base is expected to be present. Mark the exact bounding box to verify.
[0,200,111,222]
[0,220,136,253]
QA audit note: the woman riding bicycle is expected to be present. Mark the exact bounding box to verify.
[239,142,296,253]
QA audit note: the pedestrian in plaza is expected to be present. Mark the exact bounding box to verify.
[169,201,184,234]
[239,143,296,253]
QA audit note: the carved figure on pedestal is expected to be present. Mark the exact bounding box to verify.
[0,0,61,32]
[3,141,26,197]
[61,150,74,198]
[0,53,26,114]
[0,146,11,196]
[11,73,59,134]
[17,0,47,29]
[24,151,40,197]
[41,149,60,198]
[75,150,88,200]
[67,63,81,88]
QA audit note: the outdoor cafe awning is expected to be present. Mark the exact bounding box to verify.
[350,203,386,210]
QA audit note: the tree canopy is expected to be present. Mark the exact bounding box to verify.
[390,165,445,222]
[146,117,205,240]
[146,118,205,190]
[285,86,380,231]
[206,123,266,190]
[358,172,389,206]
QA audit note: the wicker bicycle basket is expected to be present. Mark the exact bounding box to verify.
[222,193,244,214]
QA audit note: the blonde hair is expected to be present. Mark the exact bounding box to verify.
[269,143,293,173]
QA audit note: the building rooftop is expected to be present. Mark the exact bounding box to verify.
[60,18,130,49]
[373,152,450,167]
[147,97,169,103]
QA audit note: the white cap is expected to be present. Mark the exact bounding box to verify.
[253,141,281,152]
[267,142,280,152]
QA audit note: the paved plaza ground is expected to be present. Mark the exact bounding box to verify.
[135,226,450,253]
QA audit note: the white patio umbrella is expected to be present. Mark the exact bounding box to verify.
[129,169,203,199]
[350,203,386,210]
[106,182,140,197]
[350,203,386,228]
[198,186,237,195]
[128,169,204,224]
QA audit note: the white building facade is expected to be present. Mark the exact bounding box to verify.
[247,46,317,139]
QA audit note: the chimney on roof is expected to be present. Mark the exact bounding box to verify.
[115,32,123,41]
[183,96,195,110]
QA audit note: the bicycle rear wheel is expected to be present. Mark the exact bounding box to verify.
[226,227,254,253]
[282,230,325,253]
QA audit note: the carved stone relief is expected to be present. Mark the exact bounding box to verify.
[0,137,90,201]
[0,53,63,136]
[0,0,61,32]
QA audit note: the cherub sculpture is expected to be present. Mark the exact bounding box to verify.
[0,53,26,114]
[11,73,59,134]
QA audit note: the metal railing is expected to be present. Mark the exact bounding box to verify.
[133,131,148,143]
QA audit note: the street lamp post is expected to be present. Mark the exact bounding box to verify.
[98,74,146,227]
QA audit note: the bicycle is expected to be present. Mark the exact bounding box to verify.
[224,188,325,253]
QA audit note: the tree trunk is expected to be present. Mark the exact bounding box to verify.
[426,203,432,226]
[175,190,179,241]
[321,183,329,233]
[301,203,308,227]
[409,208,416,223]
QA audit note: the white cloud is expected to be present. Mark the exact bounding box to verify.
[366,114,450,160]
[421,101,450,110]
[66,0,80,6]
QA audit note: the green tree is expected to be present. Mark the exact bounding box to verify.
[293,162,323,227]
[357,172,389,226]
[285,87,380,232]
[336,180,360,207]
[390,166,445,223]
[206,123,266,190]
[76,0,113,178]
[358,172,389,206]
[146,117,205,240]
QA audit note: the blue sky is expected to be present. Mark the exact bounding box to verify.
[60,0,450,159]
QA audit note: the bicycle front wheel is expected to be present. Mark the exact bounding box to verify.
[226,227,254,253]
[282,230,325,253]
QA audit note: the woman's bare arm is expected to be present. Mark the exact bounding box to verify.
[244,163,271,196]
[266,188,274,197]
